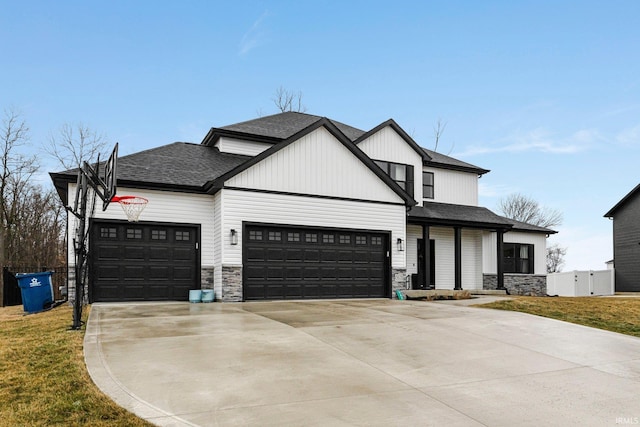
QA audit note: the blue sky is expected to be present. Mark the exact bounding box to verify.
[2,0,639,270]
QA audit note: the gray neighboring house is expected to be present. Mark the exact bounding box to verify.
[605,183,640,292]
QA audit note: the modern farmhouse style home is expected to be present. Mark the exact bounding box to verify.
[51,112,555,303]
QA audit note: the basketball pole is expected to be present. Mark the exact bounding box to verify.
[67,143,118,330]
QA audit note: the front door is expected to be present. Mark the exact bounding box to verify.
[416,239,435,289]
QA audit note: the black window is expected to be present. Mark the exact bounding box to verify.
[322,234,335,244]
[305,233,318,243]
[175,231,190,241]
[100,227,117,239]
[249,230,263,241]
[126,228,142,239]
[423,172,434,199]
[288,232,300,242]
[374,160,414,198]
[356,236,367,245]
[503,243,534,274]
[268,231,281,241]
[371,236,382,245]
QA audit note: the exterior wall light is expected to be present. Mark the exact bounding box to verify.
[397,238,404,252]
[230,229,238,245]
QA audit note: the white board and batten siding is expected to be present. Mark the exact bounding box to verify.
[66,184,216,269]
[482,230,547,275]
[221,189,406,269]
[405,225,483,289]
[227,127,402,203]
[356,126,424,200]
[212,192,223,295]
[216,137,272,156]
[424,167,478,206]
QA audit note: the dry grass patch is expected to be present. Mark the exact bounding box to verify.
[0,304,152,426]
[477,296,640,337]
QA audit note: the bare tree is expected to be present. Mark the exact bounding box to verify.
[433,118,447,152]
[47,123,108,170]
[546,244,567,273]
[497,193,563,228]
[1,109,66,266]
[1,108,38,266]
[272,86,307,113]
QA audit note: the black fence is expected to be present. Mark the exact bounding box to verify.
[2,266,68,307]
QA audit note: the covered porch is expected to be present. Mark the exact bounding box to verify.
[407,202,513,291]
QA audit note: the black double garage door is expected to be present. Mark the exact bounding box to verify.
[90,221,199,302]
[243,224,390,301]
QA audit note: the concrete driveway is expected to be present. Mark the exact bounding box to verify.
[84,299,640,426]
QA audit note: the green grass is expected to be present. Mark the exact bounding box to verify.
[0,304,152,427]
[477,296,640,337]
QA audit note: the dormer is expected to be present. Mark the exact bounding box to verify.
[201,128,279,156]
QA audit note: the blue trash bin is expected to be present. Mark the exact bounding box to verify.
[16,272,54,313]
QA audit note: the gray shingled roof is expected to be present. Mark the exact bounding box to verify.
[115,142,250,187]
[221,112,488,173]
[220,112,365,142]
[501,217,557,234]
[408,202,555,234]
[51,142,250,204]
[423,148,489,175]
[408,202,513,229]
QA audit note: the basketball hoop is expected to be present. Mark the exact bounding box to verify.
[111,195,148,222]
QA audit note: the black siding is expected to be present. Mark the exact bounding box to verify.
[613,194,640,292]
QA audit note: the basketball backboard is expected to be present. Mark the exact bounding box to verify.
[101,143,118,210]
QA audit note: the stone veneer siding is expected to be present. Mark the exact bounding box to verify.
[392,268,407,299]
[201,267,215,300]
[222,265,243,302]
[483,274,547,296]
[201,267,214,290]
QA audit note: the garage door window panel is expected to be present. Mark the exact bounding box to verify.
[268,231,281,241]
[287,232,301,242]
[127,229,143,239]
[175,231,191,241]
[151,230,167,240]
[100,227,117,239]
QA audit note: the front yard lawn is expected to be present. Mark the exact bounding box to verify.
[477,296,640,338]
[0,304,151,426]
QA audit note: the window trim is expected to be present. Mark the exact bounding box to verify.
[503,243,534,274]
[423,171,434,200]
[374,160,414,198]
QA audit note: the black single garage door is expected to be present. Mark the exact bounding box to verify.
[90,221,199,302]
[243,224,389,300]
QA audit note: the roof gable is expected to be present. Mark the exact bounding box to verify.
[354,119,431,161]
[201,112,366,146]
[208,118,416,205]
[604,183,640,217]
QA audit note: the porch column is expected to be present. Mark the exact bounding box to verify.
[423,225,431,289]
[454,226,462,290]
[496,229,505,290]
